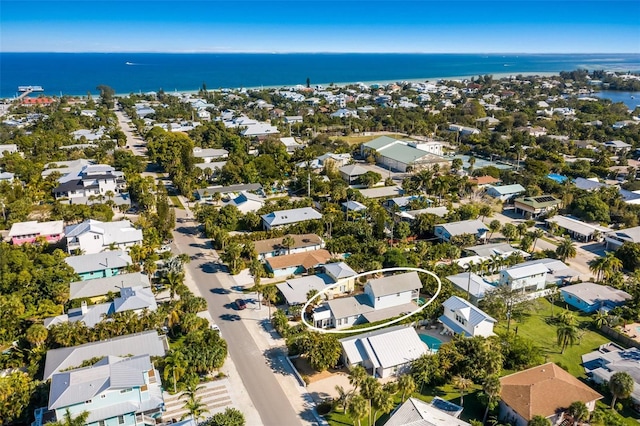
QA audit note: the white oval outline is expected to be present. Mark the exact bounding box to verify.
[300,267,441,334]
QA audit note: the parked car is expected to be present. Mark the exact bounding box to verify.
[235,298,247,310]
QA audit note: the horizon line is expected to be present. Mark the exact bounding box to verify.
[3,51,640,55]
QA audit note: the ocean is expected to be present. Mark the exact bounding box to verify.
[1,53,640,98]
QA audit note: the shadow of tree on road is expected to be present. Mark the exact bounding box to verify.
[263,347,292,376]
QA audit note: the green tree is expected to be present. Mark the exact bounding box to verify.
[609,371,634,409]
[397,374,416,402]
[528,415,552,426]
[481,374,502,424]
[360,376,381,426]
[372,389,394,424]
[567,400,590,425]
[348,365,368,395]
[25,323,49,348]
[262,285,278,318]
[501,223,517,244]
[556,323,579,354]
[281,235,296,255]
[163,350,188,393]
[615,242,640,271]
[49,409,90,426]
[164,270,185,300]
[452,375,473,406]
[181,379,209,421]
[205,407,246,426]
[335,385,350,414]
[0,372,36,424]
[347,394,368,426]
[556,237,577,262]
[488,219,502,242]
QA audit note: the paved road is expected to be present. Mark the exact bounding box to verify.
[171,213,303,426]
[113,107,303,425]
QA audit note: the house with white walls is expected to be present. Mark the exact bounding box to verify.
[439,296,496,337]
[65,219,143,254]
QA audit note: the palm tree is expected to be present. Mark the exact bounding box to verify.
[501,223,517,244]
[452,375,473,406]
[516,222,529,239]
[372,390,394,424]
[556,237,577,263]
[347,394,368,426]
[49,409,89,426]
[488,220,502,242]
[589,256,608,282]
[282,235,296,255]
[601,252,623,281]
[556,323,578,354]
[609,371,634,409]
[262,285,278,318]
[163,350,188,393]
[397,374,416,402]
[567,400,590,425]
[593,310,609,329]
[335,385,350,414]
[26,323,48,348]
[530,228,545,251]
[180,379,209,421]
[164,270,185,300]
[348,365,367,395]
[360,376,381,426]
[528,415,552,426]
[481,374,502,424]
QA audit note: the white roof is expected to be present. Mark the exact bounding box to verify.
[546,215,611,237]
[436,219,488,237]
[446,272,495,299]
[240,122,279,136]
[366,272,422,298]
[385,397,471,426]
[192,147,228,158]
[441,296,496,326]
[339,325,427,370]
[487,184,526,195]
[8,220,64,238]
[65,219,143,245]
[503,263,549,279]
[65,251,132,274]
[561,282,631,306]
[261,207,322,227]
[276,274,333,305]
[69,273,150,300]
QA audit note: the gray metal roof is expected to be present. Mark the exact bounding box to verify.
[436,219,488,237]
[196,183,262,198]
[441,296,496,326]
[607,226,640,244]
[339,164,368,176]
[503,263,549,280]
[464,242,522,258]
[385,397,471,426]
[362,135,397,150]
[446,272,495,299]
[43,331,167,380]
[545,215,610,237]
[276,274,333,305]
[64,251,132,274]
[261,207,322,227]
[69,273,150,300]
[327,294,374,319]
[323,262,356,280]
[486,184,525,195]
[516,258,581,284]
[49,355,151,410]
[561,282,631,307]
[367,272,422,298]
[113,286,157,313]
[65,219,143,245]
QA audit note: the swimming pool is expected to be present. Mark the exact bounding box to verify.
[419,334,443,352]
[547,173,569,184]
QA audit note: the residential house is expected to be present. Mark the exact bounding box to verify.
[277,262,358,305]
[195,183,263,202]
[36,355,164,426]
[396,206,449,221]
[342,200,367,217]
[261,207,322,230]
[0,171,15,182]
[439,296,496,337]
[464,242,528,259]
[284,116,303,124]
[8,220,64,245]
[297,152,352,170]
[43,330,168,380]
[360,136,450,173]
[383,195,431,212]
[582,344,640,411]
[499,263,549,292]
[485,184,526,201]
[446,272,496,305]
[339,164,368,184]
[448,124,480,135]
[339,326,428,378]
[53,164,128,206]
[516,258,581,286]
[313,272,421,329]
[323,262,357,290]
[221,191,265,214]
[574,177,608,191]
[0,143,19,157]
[265,249,332,277]
[240,122,279,139]
[192,147,229,163]
[604,140,632,152]
[279,137,302,153]
[358,185,404,200]
[69,273,150,302]
[468,175,502,187]
[254,233,325,260]
[499,363,602,426]
[513,195,561,218]
[65,251,132,281]
[45,286,157,328]
[385,397,470,426]
[604,225,640,250]
[545,215,610,242]
[434,219,488,243]
[561,282,631,313]
[65,219,143,254]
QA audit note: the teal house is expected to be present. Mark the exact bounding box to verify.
[65,251,132,281]
[34,355,164,426]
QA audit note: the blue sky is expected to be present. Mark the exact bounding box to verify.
[1,1,639,53]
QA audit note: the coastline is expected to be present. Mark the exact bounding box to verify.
[112,71,561,98]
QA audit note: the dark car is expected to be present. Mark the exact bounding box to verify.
[235,298,247,310]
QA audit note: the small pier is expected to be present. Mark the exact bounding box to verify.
[16,85,44,101]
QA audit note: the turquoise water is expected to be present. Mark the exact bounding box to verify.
[419,334,443,351]
[2,53,639,98]
[547,173,568,183]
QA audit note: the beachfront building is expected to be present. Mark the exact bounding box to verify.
[313,272,421,330]
[339,326,428,378]
[439,296,496,338]
[65,251,132,281]
[254,233,325,260]
[35,355,165,426]
[499,363,602,426]
[560,282,631,314]
[360,136,449,173]
[65,219,143,254]
[513,195,561,218]
[604,225,640,250]
[434,219,489,243]
[8,220,64,245]
[261,207,322,230]
[485,184,526,201]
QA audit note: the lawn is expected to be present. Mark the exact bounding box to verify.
[497,297,609,377]
[331,133,406,146]
[169,195,184,209]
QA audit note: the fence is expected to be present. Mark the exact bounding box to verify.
[600,325,640,350]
